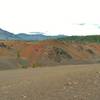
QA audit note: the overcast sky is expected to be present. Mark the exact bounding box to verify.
[0,0,100,36]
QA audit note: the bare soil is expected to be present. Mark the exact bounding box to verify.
[0,64,100,100]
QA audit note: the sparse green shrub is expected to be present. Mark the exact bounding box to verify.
[19,59,29,68]
[53,47,72,59]
[17,51,20,58]
[86,49,95,55]
[22,65,27,69]
[57,35,100,43]
[32,63,41,68]
[32,64,38,68]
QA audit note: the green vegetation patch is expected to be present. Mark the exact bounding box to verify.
[19,59,29,68]
[57,35,100,43]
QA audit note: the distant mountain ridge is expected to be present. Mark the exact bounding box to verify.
[0,28,16,40]
[16,33,48,40]
[1,28,100,42]
[0,28,65,40]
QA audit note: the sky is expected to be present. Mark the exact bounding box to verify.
[0,0,100,36]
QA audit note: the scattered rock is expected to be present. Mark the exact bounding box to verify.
[87,93,91,96]
[22,95,27,99]
[97,71,100,74]
[67,81,72,86]
[94,80,98,85]
[63,86,66,90]
[73,95,78,98]
[66,81,78,86]
[73,81,78,85]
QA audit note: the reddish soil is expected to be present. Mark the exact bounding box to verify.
[20,40,100,66]
[0,40,100,69]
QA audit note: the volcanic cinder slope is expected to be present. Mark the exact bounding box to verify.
[20,40,100,66]
[0,40,31,69]
[0,40,100,69]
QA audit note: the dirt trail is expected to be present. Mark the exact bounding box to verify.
[0,64,100,100]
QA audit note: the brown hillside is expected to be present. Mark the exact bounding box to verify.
[20,40,100,66]
[0,40,100,69]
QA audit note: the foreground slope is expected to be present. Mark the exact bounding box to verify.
[0,64,100,100]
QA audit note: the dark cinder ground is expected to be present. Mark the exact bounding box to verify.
[0,64,100,100]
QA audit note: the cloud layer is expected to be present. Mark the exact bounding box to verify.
[0,0,100,35]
